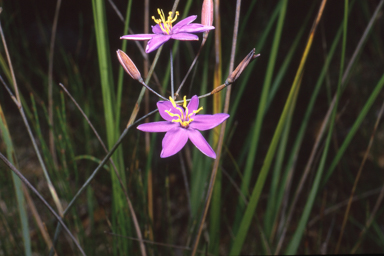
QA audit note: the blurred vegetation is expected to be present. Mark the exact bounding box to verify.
[1,0,384,255]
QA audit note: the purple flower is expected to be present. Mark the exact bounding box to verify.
[120,9,215,53]
[137,95,229,158]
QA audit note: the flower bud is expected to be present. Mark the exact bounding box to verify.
[116,49,142,81]
[227,49,260,83]
[201,0,213,27]
[210,49,259,95]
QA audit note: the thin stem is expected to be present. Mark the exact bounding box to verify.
[48,0,62,169]
[351,181,384,253]
[341,0,384,84]
[0,153,86,256]
[335,100,384,252]
[0,15,64,216]
[170,45,174,98]
[191,0,241,254]
[139,79,168,100]
[0,15,19,102]
[179,153,192,215]
[57,83,146,256]
[107,232,214,255]
[274,1,328,253]
[48,107,159,254]
[308,186,383,227]
[175,40,206,97]
[107,0,163,89]
[0,73,64,216]
[143,0,153,251]
[275,0,380,252]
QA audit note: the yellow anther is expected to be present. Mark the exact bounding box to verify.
[193,107,203,115]
[183,95,187,108]
[168,97,184,119]
[169,96,178,108]
[169,11,179,24]
[158,9,165,20]
[165,95,202,128]
[165,109,180,118]
[182,96,190,117]
[152,9,179,35]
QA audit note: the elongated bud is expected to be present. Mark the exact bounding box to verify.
[201,0,213,41]
[116,49,142,81]
[211,49,260,94]
[227,49,260,83]
[201,0,213,26]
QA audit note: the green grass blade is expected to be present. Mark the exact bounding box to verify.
[115,0,132,129]
[230,63,299,255]
[263,4,314,238]
[269,16,343,244]
[230,0,327,253]
[323,71,384,186]
[227,1,281,132]
[189,44,211,226]
[91,0,115,146]
[0,105,31,256]
[91,0,129,253]
[285,1,348,253]
[232,0,288,237]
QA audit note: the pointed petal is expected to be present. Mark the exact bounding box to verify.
[187,129,216,158]
[172,15,197,32]
[151,24,164,34]
[177,24,215,34]
[157,100,185,121]
[161,127,188,158]
[187,95,199,113]
[170,33,198,41]
[189,113,229,131]
[137,121,177,132]
[146,35,171,53]
[120,34,154,40]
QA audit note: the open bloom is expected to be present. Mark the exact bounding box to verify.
[120,9,215,53]
[137,95,229,158]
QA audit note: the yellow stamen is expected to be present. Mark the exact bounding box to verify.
[183,96,189,117]
[165,95,204,128]
[169,96,184,118]
[182,96,187,108]
[152,9,179,35]
[193,107,203,114]
[169,96,178,108]
[165,109,180,118]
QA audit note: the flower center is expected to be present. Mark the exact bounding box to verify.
[152,9,179,35]
[165,96,203,128]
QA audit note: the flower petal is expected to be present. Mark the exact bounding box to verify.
[187,95,199,113]
[189,113,229,131]
[177,24,215,34]
[172,15,197,32]
[161,127,188,158]
[120,34,154,40]
[146,35,171,53]
[187,129,216,158]
[170,33,198,41]
[157,100,185,121]
[151,24,164,34]
[137,121,177,132]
